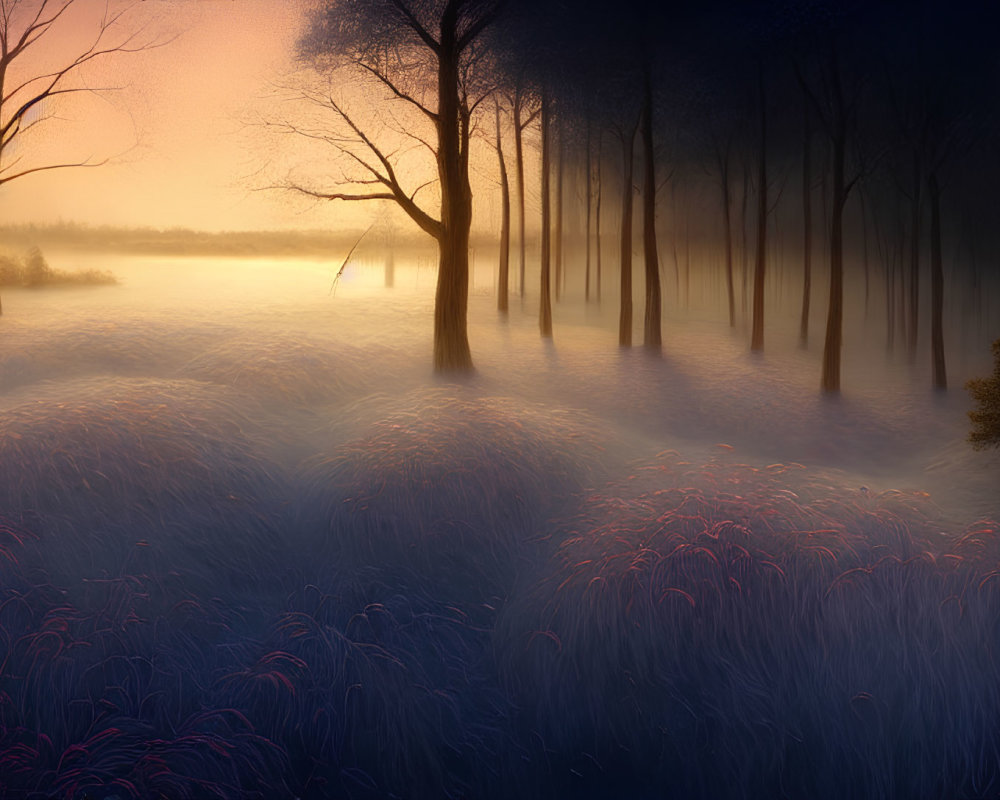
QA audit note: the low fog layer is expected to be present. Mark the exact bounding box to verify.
[0,252,998,799]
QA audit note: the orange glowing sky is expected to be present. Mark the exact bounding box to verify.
[0,0,369,232]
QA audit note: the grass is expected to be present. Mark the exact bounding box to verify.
[296,388,610,602]
[496,451,1000,799]
[2,339,999,798]
[179,332,377,406]
[0,377,287,593]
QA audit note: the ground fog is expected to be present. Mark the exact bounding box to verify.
[1,252,998,800]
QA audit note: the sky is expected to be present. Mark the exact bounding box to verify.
[0,0,342,232]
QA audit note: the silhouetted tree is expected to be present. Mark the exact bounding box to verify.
[617,113,638,347]
[797,79,813,343]
[750,63,768,353]
[494,98,511,312]
[799,40,870,393]
[289,0,503,373]
[539,87,553,337]
[0,0,157,315]
[640,64,661,350]
[511,82,539,300]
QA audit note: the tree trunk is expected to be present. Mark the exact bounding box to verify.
[384,251,395,288]
[799,92,812,343]
[908,154,921,356]
[554,121,564,302]
[896,203,907,348]
[720,152,735,327]
[860,188,870,316]
[750,66,767,353]
[432,44,473,373]
[585,123,592,303]
[641,67,662,351]
[619,117,637,347]
[821,125,847,393]
[514,91,528,300]
[683,218,690,309]
[495,100,511,313]
[539,89,553,338]
[886,247,895,351]
[929,171,947,389]
[595,133,603,304]
[740,162,749,313]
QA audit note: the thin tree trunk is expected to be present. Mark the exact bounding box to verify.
[820,59,849,394]
[860,187,870,316]
[683,217,690,309]
[641,67,662,351]
[799,92,812,343]
[740,161,750,313]
[514,91,527,300]
[821,139,846,393]
[908,153,921,356]
[872,194,895,351]
[929,171,947,389]
[555,121,564,301]
[384,251,395,288]
[495,100,511,313]
[585,123,592,303]
[619,117,638,347]
[722,162,735,327]
[539,89,553,337]
[595,132,603,304]
[887,252,895,351]
[750,65,768,353]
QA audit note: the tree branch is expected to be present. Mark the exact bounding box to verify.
[387,0,441,54]
[0,156,108,186]
[355,59,438,120]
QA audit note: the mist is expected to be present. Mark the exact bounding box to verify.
[3,0,1000,796]
[0,242,997,798]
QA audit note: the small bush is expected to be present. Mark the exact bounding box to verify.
[0,253,22,284]
[23,246,53,286]
[0,246,117,287]
[967,338,1000,450]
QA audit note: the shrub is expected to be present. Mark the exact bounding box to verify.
[0,253,22,285]
[967,338,1000,450]
[23,246,53,286]
[0,246,118,288]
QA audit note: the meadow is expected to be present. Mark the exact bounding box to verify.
[1,251,998,799]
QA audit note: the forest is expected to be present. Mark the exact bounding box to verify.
[1,0,999,798]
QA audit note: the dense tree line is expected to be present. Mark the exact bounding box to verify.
[284,0,999,390]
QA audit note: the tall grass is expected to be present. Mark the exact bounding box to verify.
[0,377,287,593]
[297,388,610,601]
[496,451,1000,799]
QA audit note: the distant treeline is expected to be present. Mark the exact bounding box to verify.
[0,247,117,288]
[0,223,431,258]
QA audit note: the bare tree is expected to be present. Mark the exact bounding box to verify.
[639,63,661,350]
[750,63,768,353]
[493,95,511,312]
[510,80,538,300]
[538,85,553,337]
[617,112,638,347]
[285,0,502,373]
[0,0,157,314]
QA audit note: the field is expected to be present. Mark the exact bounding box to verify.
[1,251,998,799]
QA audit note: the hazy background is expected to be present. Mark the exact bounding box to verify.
[0,0,317,231]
